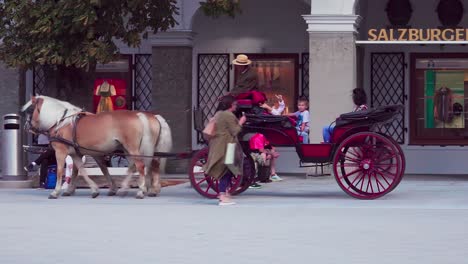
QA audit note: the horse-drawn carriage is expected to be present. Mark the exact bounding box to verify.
[191,101,405,200]
[22,95,404,200]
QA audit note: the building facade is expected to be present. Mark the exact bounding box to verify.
[2,0,468,174]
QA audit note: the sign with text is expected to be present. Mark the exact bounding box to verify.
[368,28,468,42]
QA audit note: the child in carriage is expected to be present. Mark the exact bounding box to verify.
[287,97,310,144]
[260,94,286,115]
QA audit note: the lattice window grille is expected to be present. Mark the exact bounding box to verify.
[134,54,152,111]
[371,53,405,144]
[197,54,230,143]
[33,65,47,95]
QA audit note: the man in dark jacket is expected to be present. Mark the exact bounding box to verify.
[230,54,258,95]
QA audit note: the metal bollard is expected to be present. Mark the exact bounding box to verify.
[1,114,27,180]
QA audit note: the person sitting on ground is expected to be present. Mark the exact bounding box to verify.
[25,134,56,188]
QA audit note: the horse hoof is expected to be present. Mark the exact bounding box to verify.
[91,192,100,199]
[135,193,145,199]
[48,194,58,199]
[62,192,71,197]
[107,190,117,196]
[147,192,159,197]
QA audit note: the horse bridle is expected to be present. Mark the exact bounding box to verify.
[24,103,72,136]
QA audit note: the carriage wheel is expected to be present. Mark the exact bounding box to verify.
[189,147,243,199]
[380,135,406,192]
[333,132,404,199]
[231,155,256,195]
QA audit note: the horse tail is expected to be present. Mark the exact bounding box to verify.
[155,115,173,174]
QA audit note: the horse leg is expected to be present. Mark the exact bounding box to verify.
[62,165,78,196]
[71,155,100,198]
[134,159,147,199]
[148,159,161,197]
[49,149,66,199]
[94,156,118,196]
[119,162,136,197]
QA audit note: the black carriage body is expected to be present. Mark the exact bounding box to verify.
[190,103,406,200]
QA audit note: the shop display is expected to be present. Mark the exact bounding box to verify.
[235,55,297,114]
[93,78,127,113]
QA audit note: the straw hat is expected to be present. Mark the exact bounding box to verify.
[232,54,252,66]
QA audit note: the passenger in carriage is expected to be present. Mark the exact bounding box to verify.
[289,97,310,144]
[322,88,369,143]
[260,94,286,116]
[204,95,247,206]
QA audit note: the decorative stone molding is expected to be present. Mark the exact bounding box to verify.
[302,14,361,34]
[149,30,197,47]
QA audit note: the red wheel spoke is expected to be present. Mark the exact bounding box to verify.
[350,171,365,186]
[342,163,360,168]
[374,166,397,179]
[347,148,362,159]
[196,176,208,185]
[376,153,397,163]
[374,164,397,167]
[205,181,213,193]
[360,171,366,190]
[339,168,362,179]
[347,171,365,190]
[374,172,382,193]
[374,171,388,192]
[365,173,373,193]
[374,168,396,185]
[343,155,361,163]
[378,170,392,186]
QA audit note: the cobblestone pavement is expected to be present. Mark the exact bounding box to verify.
[0,174,467,264]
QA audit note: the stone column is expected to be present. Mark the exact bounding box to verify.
[303,15,361,142]
[151,31,195,173]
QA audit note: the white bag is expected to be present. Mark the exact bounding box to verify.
[224,143,242,174]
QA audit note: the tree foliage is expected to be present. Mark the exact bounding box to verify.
[200,0,241,18]
[0,0,179,70]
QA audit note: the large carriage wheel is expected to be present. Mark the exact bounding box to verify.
[333,132,404,199]
[231,154,256,195]
[189,147,243,199]
[380,134,406,192]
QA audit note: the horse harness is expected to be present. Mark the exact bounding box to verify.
[40,111,178,159]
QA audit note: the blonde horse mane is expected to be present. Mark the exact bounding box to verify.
[22,96,83,131]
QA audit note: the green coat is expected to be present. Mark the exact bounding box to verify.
[231,67,258,95]
[203,111,243,180]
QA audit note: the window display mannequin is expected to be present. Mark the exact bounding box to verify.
[95,80,116,113]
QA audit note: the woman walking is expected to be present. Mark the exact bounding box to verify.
[204,95,247,206]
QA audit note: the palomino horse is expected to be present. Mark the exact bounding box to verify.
[22,96,172,199]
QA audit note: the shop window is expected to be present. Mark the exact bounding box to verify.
[410,54,468,145]
[234,54,299,114]
[94,55,132,113]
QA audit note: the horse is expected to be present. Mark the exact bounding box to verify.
[21,95,173,199]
